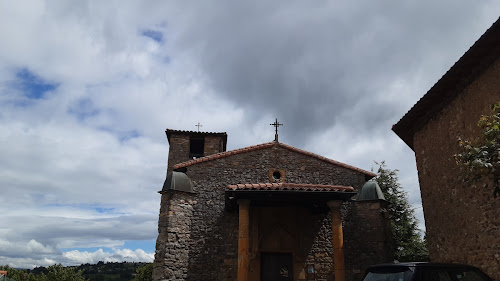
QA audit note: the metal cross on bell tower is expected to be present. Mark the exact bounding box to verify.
[270,118,283,142]
[195,122,202,132]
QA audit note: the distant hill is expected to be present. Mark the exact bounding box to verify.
[31,261,151,281]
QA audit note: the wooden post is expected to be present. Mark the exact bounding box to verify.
[237,200,250,281]
[328,200,346,281]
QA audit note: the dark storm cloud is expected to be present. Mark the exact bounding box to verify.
[171,0,494,146]
[1,0,498,268]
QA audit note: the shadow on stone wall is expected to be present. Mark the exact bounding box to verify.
[344,200,394,281]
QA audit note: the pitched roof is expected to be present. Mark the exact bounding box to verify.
[224,182,357,211]
[227,183,354,192]
[392,17,500,149]
[173,140,376,179]
[166,128,227,138]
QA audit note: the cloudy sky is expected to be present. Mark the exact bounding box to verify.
[0,0,498,269]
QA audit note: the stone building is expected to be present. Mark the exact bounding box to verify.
[153,128,393,281]
[392,17,500,280]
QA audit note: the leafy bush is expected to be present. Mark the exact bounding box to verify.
[455,102,500,197]
[0,264,87,281]
[132,263,153,281]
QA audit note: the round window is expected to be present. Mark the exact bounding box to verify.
[272,171,282,180]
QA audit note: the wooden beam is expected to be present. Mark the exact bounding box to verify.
[237,200,250,281]
[328,200,346,281]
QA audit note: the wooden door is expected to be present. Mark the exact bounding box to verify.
[261,253,293,281]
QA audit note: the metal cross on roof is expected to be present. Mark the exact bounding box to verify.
[270,118,283,142]
[195,122,202,132]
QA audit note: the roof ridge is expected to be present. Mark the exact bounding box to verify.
[173,141,275,169]
[277,142,375,177]
[166,128,227,133]
[172,140,375,178]
[393,16,500,149]
[227,182,355,192]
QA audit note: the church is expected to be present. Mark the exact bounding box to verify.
[152,123,393,281]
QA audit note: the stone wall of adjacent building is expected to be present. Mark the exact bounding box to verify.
[154,143,393,281]
[412,58,500,280]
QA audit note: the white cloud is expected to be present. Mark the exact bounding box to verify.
[2,257,59,270]
[0,0,498,269]
[62,248,154,265]
[27,240,57,255]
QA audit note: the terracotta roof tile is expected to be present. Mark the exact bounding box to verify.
[227,183,354,192]
[173,141,375,178]
[166,129,227,136]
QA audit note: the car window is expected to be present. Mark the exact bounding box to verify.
[420,268,453,281]
[448,268,490,281]
[364,269,413,281]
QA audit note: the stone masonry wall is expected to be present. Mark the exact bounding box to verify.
[153,192,196,280]
[412,58,500,279]
[154,143,392,281]
[204,136,224,156]
[344,200,393,281]
[183,145,366,281]
[166,134,225,173]
[166,135,190,173]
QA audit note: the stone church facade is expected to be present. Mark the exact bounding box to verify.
[153,129,393,281]
[393,17,500,280]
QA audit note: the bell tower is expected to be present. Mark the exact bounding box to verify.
[165,129,227,173]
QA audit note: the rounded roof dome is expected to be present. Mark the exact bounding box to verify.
[161,171,194,193]
[358,180,385,201]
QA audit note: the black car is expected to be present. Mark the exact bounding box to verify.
[361,262,493,281]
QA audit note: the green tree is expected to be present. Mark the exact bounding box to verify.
[0,265,37,281]
[455,102,500,198]
[374,161,429,262]
[132,263,152,281]
[36,264,88,281]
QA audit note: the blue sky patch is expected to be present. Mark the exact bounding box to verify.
[123,240,155,252]
[67,98,100,121]
[98,126,141,142]
[119,130,141,142]
[41,203,118,215]
[15,68,59,99]
[141,29,163,43]
[95,207,115,213]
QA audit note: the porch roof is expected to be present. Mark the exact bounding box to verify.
[225,183,357,211]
